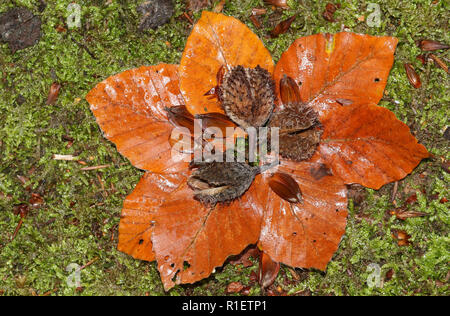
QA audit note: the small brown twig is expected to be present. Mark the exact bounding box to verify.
[80,164,111,171]
[80,257,99,270]
[391,181,398,206]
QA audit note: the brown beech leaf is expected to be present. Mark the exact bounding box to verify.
[86,64,190,173]
[259,158,348,270]
[318,104,429,189]
[274,32,398,117]
[179,11,274,115]
[149,173,267,290]
[46,82,61,105]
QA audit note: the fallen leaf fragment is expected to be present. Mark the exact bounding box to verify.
[322,3,339,22]
[0,8,41,53]
[46,82,61,105]
[138,0,174,31]
[226,282,244,294]
[391,229,411,246]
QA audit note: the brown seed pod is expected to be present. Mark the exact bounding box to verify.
[249,14,262,29]
[259,251,280,289]
[390,207,428,220]
[219,65,275,129]
[188,161,260,205]
[268,172,302,203]
[194,112,236,136]
[264,0,289,9]
[165,105,195,133]
[270,15,296,38]
[429,54,448,73]
[404,63,421,89]
[418,40,449,51]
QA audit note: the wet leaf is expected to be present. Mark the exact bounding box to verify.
[259,159,348,270]
[86,64,190,173]
[179,11,274,115]
[149,173,267,290]
[0,8,41,53]
[137,0,174,31]
[274,33,398,117]
[318,104,429,189]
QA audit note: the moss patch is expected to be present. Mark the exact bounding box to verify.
[0,0,448,296]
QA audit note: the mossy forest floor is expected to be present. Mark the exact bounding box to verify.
[0,0,448,296]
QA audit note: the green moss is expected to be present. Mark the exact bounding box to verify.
[0,0,448,296]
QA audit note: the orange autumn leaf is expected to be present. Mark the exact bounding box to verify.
[136,171,266,290]
[274,32,398,117]
[179,11,274,115]
[259,159,348,270]
[86,64,190,173]
[318,104,429,189]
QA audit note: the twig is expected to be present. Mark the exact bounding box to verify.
[11,219,23,241]
[391,181,398,206]
[70,36,97,59]
[183,12,194,25]
[80,257,99,270]
[52,154,79,161]
[80,164,111,171]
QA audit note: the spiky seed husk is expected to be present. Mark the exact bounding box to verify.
[188,161,260,205]
[219,65,275,129]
